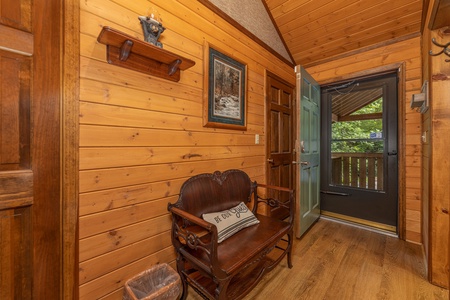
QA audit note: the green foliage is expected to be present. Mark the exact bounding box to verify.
[331,98,383,153]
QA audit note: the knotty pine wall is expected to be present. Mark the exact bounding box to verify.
[421,0,450,286]
[306,37,423,243]
[78,0,295,299]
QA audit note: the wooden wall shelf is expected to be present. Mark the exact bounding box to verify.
[97,26,195,82]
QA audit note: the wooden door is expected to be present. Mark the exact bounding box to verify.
[296,66,320,237]
[0,0,63,299]
[266,72,295,220]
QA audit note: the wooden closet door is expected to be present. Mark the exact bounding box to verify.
[0,0,62,299]
[0,2,33,298]
[266,72,295,220]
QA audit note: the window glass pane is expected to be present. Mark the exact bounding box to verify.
[332,119,382,141]
[330,94,385,191]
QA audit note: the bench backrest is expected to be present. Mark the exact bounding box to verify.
[175,169,256,218]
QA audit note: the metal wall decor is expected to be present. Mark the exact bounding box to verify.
[429,38,450,62]
[138,15,165,48]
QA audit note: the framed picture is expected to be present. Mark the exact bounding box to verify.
[203,43,247,130]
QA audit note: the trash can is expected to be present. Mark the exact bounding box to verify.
[123,263,182,300]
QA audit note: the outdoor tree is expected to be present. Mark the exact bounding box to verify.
[332,98,383,153]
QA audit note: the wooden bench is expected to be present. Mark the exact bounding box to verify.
[167,169,294,300]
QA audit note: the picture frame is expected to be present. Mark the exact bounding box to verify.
[203,43,247,130]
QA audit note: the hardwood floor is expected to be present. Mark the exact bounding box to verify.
[187,218,448,300]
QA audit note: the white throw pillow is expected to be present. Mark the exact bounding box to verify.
[202,202,260,243]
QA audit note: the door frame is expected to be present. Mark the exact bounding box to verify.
[62,0,80,298]
[316,62,406,240]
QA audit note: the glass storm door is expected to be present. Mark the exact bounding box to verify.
[320,73,398,231]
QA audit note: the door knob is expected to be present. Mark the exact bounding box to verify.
[267,159,274,163]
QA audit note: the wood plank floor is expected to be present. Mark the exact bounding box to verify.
[187,218,448,300]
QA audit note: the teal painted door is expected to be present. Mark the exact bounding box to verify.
[296,66,320,237]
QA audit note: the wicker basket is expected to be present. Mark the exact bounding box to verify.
[123,263,181,300]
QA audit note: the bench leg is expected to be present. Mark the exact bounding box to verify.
[215,278,231,300]
[287,231,293,269]
[176,255,189,300]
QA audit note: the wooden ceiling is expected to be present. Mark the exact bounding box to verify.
[264,0,423,67]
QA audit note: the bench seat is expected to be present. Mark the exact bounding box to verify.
[183,214,291,275]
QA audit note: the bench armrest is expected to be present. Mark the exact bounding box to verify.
[168,204,223,275]
[255,183,295,224]
[170,206,213,230]
[257,183,293,193]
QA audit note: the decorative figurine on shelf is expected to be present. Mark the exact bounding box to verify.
[138,15,165,48]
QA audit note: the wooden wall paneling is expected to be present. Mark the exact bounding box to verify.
[80,57,202,100]
[79,156,264,193]
[80,145,265,169]
[429,86,450,284]
[79,231,173,285]
[309,59,419,87]
[306,37,420,75]
[79,99,264,134]
[79,78,203,116]
[79,125,260,147]
[79,196,177,238]
[421,0,450,286]
[79,0,295,298]
[79,101,204,130]
[79,178,186,216]
[428,29,450,287]
[79,214,172,262]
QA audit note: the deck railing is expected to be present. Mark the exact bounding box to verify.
[331,152,383,190]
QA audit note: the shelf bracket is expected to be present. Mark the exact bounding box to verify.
[119,40,134,61]
[168,59,182,76]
